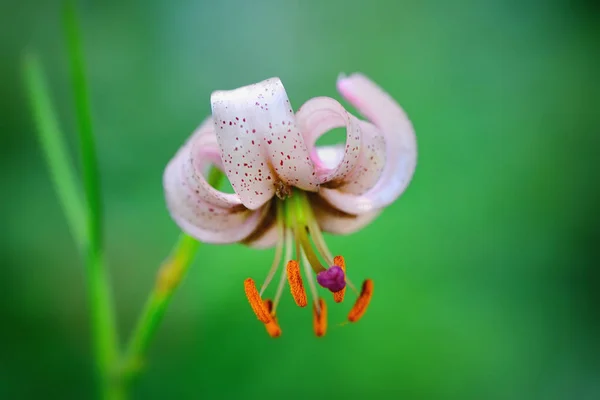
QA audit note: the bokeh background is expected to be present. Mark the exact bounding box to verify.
[2,0,599,398]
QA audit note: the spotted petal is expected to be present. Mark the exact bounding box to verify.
[211,78,318,210]
[319,74,417,214]
[296,97,362,184]
[163,119,268,243]
[309,120,386,195]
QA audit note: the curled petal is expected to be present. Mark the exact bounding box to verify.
[313,144,344,172]
[211,78,318,209]
[320,74,417,214]
[337,120,386,194]
[317,120,386,195]
[310,194,381,235]
[170,202,269,244]
[339,121,386,194]
[164,120,266,243]
[296,96,362,184]
[185,120,243,209]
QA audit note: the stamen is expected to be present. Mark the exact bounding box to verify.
[306,216,333,265]
[345,278,359,294]
[244,278,272,323]
[259,201,285,296]
[286,260,308,307]
[348,279,374,322]
[300,248,321,314]
[332,256,347,303]
[273,228,294,313]
[264,299,274,314]
[263,299,282,338]
[313,298,327,337]
[296,225,326,274]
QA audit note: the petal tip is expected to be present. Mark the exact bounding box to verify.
[336,72,370,98]
[336,73,349,91]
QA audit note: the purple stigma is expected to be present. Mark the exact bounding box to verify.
[317,266,346,293]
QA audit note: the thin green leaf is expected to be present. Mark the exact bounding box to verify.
[23,53,87,250]
[63,1,119,398]
[63,0,102,252]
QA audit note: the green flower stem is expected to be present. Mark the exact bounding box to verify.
[121,169,224,383]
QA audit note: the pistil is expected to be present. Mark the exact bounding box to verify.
[316,266,345,292]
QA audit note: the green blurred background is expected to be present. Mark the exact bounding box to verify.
[2,0,599,398]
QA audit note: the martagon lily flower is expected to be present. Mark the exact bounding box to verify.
[163,73,416,337]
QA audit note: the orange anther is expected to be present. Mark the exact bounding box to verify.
[332,255,346,303]
[286,260,308,307]
[263,299,282,338]
[244,278,272,323]
[313,298,327,337]
[348,279,374,322]
[264,299,274,313]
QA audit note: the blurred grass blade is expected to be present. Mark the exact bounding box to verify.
[63,1,120,398]
[23,53,86,251]
[63,0,102,253]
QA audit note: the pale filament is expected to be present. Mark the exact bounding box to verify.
[300,247,321,314]
[306,216,334,265]
[259,203,285,296]
[272,228,294,313]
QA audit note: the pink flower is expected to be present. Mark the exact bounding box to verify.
[163,73,416,337]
